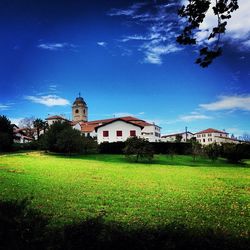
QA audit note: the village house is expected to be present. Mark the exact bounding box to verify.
[161,131,194,142]
[194,128,240,145]
[46,96,161,144]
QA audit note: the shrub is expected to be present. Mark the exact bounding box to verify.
[221,143,248,164]
[41,121,97,155]
[123,137,154,162]
[204,143,221,161]
[191,141,202,161]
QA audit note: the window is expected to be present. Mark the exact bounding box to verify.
[202,134,206,137]
[116,130,122,137]
[203,139,206,142]
[75,109,79,114]
[208,133,212,137]
[103,131,109,137]
[208,138,212,142]
[130,130,136,136]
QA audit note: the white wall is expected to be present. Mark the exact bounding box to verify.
[96,120,142,144]
[195,132,231,145]
[141,125,161,142]
[161,132,194,142]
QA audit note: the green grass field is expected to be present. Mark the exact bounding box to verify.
[0,152,249,240]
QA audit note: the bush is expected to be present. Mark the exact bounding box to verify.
[204,143,221,161]
[123,137,154,162]
[99,142,125,154]
[41,121,97,155]
[221,143,249,164]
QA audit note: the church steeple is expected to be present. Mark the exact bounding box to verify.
[72,94,88,122]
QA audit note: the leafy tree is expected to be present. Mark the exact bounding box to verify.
[175,134,183,143]
[56,127,84,155]
[221,143,248,163]
[204,143,221,161]
[33,118,45,140]
[177,0,239,67]
[41,121,97,155]
[0,115,13,151]
[191,140,202,161]
[123,137,154,162]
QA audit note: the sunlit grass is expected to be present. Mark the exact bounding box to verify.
[0,152,249,238]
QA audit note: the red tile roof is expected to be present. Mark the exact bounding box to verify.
[195,128,228,134]
[46,115,69,121]
[161,131,193,138]
[78,116,154,133]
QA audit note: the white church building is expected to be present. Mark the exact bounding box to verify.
[46,96,161,144]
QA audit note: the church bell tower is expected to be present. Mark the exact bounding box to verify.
[72,94,88,122]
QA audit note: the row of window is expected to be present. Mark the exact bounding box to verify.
[197,133,213,138]
[197,138,214,143]
[103,130,136,137]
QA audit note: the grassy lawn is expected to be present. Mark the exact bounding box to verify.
[0,152,249,242]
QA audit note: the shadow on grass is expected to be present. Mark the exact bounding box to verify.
[45,152,249,168]
[0,199,249,250]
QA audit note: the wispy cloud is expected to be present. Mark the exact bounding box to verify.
[37,43,77,51]
[0,104,11,110]
[142,44,182,64]
[179,114,212,122]
[25,95,70,107]
[108,3,147,17]
[97,41,107,47]
[108,1,183,64]
[200,95,250,111]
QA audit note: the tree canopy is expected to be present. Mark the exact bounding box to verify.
[177,0,239,67]
[0,115,13,151]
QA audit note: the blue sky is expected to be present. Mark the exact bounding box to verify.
[0,0,249,136]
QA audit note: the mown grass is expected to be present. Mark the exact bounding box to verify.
[0,152,249,240]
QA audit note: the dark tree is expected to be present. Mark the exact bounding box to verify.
[191,140,202,161]
[204,142,221,161]
[175,134,183,143]
[0,115,14,151]
[123,137,154,162]
[56,127,84,155]
[221,143,248,163]
[41,121,97,155]
[42,121,72,152]
[33,118,45,140]
[177,0,239,67]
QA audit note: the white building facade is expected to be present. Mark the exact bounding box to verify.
[195,128,239,145]
[161,132,194,142]
[95,119,143,144]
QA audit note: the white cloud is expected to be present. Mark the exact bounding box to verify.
[143,44,182,64]
[25,95,70,107]
[108,1,183,64]
[97,42,107,47]
[191,0,250,49]
[108,3,147,17]
[0,104,11,110]
[200,95,250,111]
[179,114,212,122]
[37,43,77,51]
